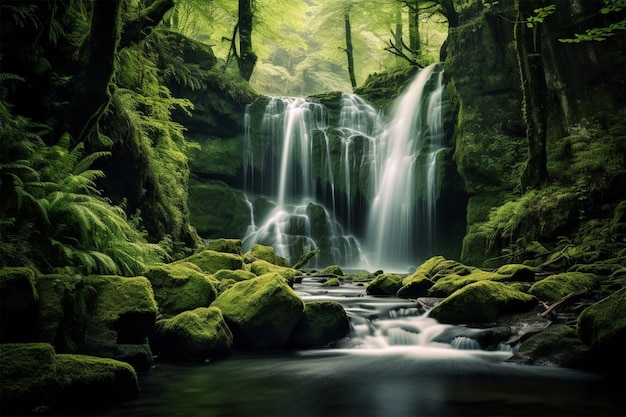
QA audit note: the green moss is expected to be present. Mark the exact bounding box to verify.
[290,301,350,347]
[55,354,140,402]
[176,249,245,274]
[318,264,344,276]
[34,274,72,345]
[516,324,589,367]
[577,287,626,350]
[414,256,446,278]
[321,278,340,287]
[0,267,39,311]
[528,272,599,302]
[247,244,289,267]
[212,273,304,349]
[143,263,218,317]
[495,264,537,281]
[206,239,243,255]
[366,273,403,296]
[0,343,58,410]
[157,307,233,361]
[213,269,256,282]
[397,273,434,298]
[249,259,302,286]
[429,280,537,324]
[428,270,509,297]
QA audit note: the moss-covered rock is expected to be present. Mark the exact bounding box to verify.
[143,263,218,317]
[246,243,289,267]
[428,270,509,298]
[206,238,244,255]
[114,344,153,372]
[495,264,537,281]
[176,249,245,274]
[155,307,233,361]
[366,273,403,296]
[249,259,303,286]
[0,343,140,415]
[0,267,39,342]
[512,324,590,367]
[528,272,600,302]
[33,274,72,345]
[321,277,341,287]
[397,273,434,298]
[80,275,158,357]
[212,273,304,349]
[429,281,537,324]
[577,288,626,373]
[318,264,344,276]
[289,301,350,347]
[213,269,257,283]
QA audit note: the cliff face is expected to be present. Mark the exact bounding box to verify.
[444,0,625,266]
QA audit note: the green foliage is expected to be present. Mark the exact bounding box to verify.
[525,5,556,28]
[560,0,626,42]
[0,98,165,275]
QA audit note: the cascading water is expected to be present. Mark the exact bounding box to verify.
[243,63,445,271]
[365,63,445,272]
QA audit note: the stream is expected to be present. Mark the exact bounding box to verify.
[59,277,624,417]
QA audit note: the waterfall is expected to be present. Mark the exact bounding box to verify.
[242,63,445,271]
[365,63,445,272]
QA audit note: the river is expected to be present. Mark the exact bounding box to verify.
[56,276,625,417]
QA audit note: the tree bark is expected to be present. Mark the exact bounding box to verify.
[238,0,257,81]
[514,0,548,189]
[407,0,421,53]
[394,4,403,58]
[68,0,122,144]
[344,11,357,90]
[118,0,175,49]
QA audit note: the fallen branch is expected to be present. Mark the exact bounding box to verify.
[538,287,590,318]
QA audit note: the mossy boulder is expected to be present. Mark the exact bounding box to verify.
[321,277,341,287]
[246,243,289,267]
[176,249,245,274]
[0,343,139,415]
[212,273,304,349]
[33,274,72,345]
[512,324,590,367]
[143,263,218,317]
[528,272,600,302]
[206,238,244,255]
[577,288,626,373]
[290,301,350,347]
[0,267,39,342]
[80,275,158,357]
[213,269,257,283]
[155,307,233,361]
[397,273,435,298]
[249,259,303,286]
[428,270,509,298]
[429,281,538,324]
[495,264,537,281]
[114,344,153,372]
[366,273,403,296]
[318,264,344,276]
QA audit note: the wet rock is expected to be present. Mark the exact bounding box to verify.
[397,273,434,298]
[143,263,218,317]
[290,301,350,347]
[176,249,245,274]
[155,307,233,361]
[206,238,244,255]
[510,324,590,368]
[528,272,600,302]
[495,264,538,281]
[212,273,304,349]
[246,243,289,267]
[249,259,303,286]
[429,280,537,324]
[366,273,403,296]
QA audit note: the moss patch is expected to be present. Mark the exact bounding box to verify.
[176,249,245,274]
[528,272,599,302]
[290,301,350,347]
[246,244,289,267]
[366,273,403,296]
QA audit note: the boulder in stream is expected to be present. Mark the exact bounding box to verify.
[290,301,350,347]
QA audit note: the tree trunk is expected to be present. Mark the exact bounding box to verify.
[238,0,257,81]
[68,0,122,144]
[438,0,459,27]
[407,0,420,54]
[515,0,548,189]
[394,4,403,58]
[344,11,357,90]
[118,0,175,49]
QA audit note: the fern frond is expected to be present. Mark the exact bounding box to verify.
[73,151,111,174]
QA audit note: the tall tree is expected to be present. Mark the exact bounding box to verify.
[236,0,257,80]
[344,9,357,89]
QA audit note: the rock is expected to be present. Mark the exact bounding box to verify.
[114,344,153,372]
[212,273,304,349]
[321,277,341,287]
[206,238,243,255]
[429,280,537,325]
[528,272,600,302]
[318,264,344,276]
[366,273,403,296]
[397,273,434,298]
[80,275,158,357]
[249,259,303,286]
[428,270,509,298]
[176,249,245,274]
[143,263,218,317]
[0,267,39,342]
[33,274,71,345]
[577,287,626,374]
[290,301,350,348]
[213,269,257,283]
[0,343,139,415]
[246,243,289,267]
[156,307,233,361]
[496,264,538,281]
[511,324,590,368]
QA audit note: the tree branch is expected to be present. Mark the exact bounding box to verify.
[119,0,175,49]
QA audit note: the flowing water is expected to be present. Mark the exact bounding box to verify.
[242,64,447,272]
[57,277,624,417]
